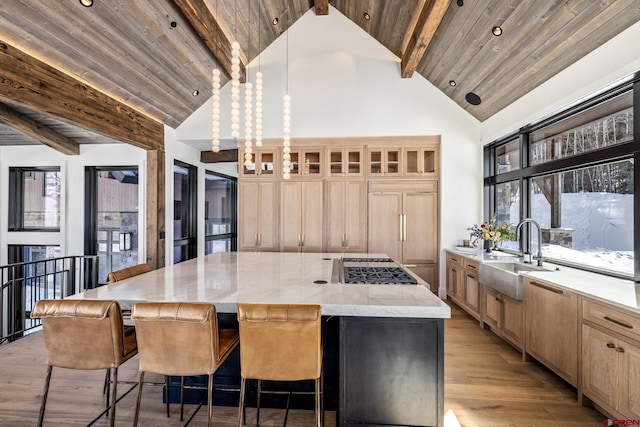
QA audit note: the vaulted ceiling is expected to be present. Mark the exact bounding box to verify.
[1,0,639,152]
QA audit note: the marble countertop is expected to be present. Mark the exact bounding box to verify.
[72,252,451,319]
[446,247,640,314]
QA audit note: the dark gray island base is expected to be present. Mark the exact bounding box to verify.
[339,317,444,427]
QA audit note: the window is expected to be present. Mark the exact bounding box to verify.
[84,167,139,284]
[204,170,237,254]
[174,161,197,263]
[8,167,61,231]
[484,77,638,281]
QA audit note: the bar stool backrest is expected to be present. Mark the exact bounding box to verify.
[106,263,151,283]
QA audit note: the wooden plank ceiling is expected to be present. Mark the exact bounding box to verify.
[0,0,639,150]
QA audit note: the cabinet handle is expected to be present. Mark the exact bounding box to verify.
[399,214,403,241]
[301,234,305,246]
[402,214,407,241]
[404,264,417,268]
[529,281,563,294]
[604,316,634,329]
[616,347,626,353]
[258,233,262,246]
[255,233,259,246]
[607,342,616,349]
[467,264,478,271]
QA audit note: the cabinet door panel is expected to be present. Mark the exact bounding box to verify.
[325,181,345,251]
[344,181,366,251]
[403,192,437,263]
[280,182,302,251]
[368,193,402,261]
[464,273,479,311]
[620,340,640,419]
[258,182,278,249]
[483,287,501,329]
[301,181,324,251]
[239,182,259,249]
[525,279,578,386]
[501,296,522,345]
[582,325,619,410]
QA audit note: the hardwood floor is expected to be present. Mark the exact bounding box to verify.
[0,302,606,426]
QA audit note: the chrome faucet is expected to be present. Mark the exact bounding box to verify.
[516,218,543,267]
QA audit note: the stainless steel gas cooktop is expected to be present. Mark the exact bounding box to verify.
[332,257,418,285]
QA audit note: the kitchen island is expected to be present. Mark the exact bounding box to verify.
[73,252,450,427]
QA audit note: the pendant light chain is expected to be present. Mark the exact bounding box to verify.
[243,0,253,166]
[231,0,241,141]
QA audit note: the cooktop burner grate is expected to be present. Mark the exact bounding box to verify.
[343,266,417,285]
[342,257,394,263]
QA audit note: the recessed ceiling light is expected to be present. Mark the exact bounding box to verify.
[449,80,457,87]
[170,21,177,28]
[363,12,371,21]
[79,0,93,7]
[492,26,503,36]
[272,17,279,25]
[192,90,199,97]
[465,92,482,105]
[456,0,463,6]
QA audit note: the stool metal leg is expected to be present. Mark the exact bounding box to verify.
[133,371,145,427]
[109,367,118,427]
[207,373,214,427]
[37,365,53,427]
[180,376,185,421]
[238,377,246,427]
[165,375,170,417]
[315,378,321,427]
[256,379,261,427]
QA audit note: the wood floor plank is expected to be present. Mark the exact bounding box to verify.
[0,302,607,426]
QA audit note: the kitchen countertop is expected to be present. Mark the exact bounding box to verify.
[72,252,451,319]
[447,247,640,314]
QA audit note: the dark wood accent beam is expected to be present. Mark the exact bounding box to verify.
[401,0,451,78]
[0,41,164,151]
[0,102,79,155]
[146,149,166,270]
[201,148,239,163]
[172,0,246,83]
[314,0,329,15]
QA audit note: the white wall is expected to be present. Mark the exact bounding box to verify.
[176,5,483,294]
[0,144,147,265]
[482,20,640,144]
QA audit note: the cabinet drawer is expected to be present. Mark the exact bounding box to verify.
[446,253,463,267]
[583,299,640,342]
[464,258,479,273]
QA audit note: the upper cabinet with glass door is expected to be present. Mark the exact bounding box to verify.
[285,148,324,179]
[327,148,364,178]
[367,147,401,177]
[239,149,278,179]
[403,147,438,177]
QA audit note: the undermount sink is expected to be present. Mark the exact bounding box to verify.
[479,261,555,300]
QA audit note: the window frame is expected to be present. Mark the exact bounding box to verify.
[8,167,61,232]
[173,160,198,263]
[484,74,640,282]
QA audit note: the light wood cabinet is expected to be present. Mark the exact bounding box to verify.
[325,180,366,252]
[327,148,363,177]
[581,298,640,419]
[404,147,438,177]
[367,147,401,177]
[406,264,438,294]
[287,148,323,178]
[238,181,278,251]
[446,252,480,321]
[239,149,278,178]
[280,181,324,252]
[482,286,524,350]
[524,278,578,386]
[368,181,438,289]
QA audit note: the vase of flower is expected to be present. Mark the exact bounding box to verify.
[468,216,516,253]
[484,239,493,253]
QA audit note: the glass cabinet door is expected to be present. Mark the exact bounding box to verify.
[328,148,363,176]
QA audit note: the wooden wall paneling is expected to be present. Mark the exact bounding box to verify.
[201,148,239,163]
[0,41,164,151]
[146,149,166,269]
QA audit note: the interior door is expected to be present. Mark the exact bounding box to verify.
[368,192,402,261]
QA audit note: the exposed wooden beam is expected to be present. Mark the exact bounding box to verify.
[314,0,329,16]
[401,0,451,78]
[200,148,239,163]
[146,149,166,270]
[172,0,246,83]
[0,41,164,151]
[0,102,79,155]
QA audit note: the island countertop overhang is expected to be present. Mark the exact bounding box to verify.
[72,252,450,319]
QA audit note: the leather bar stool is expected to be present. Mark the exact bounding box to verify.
[106,262,151,283]
[131,302,239,427]
[237,304,323,427]
[31,299,138,427]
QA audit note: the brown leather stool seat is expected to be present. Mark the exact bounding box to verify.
[131,302,239,427]
[106,263,151,283]
[31,299,138,427]
[237,304,323,427]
